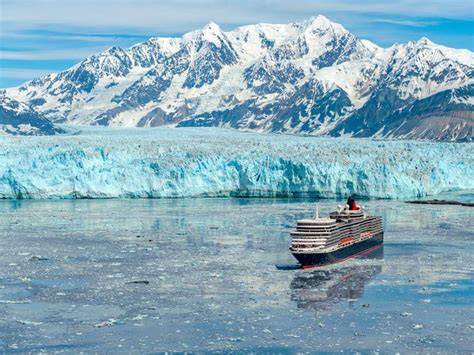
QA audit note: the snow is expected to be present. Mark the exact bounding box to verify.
[314,59,380,107]
[4,16,472,141]
[385,39,473,100]
[229,22,299,60]
[360,39,380,52]
[0,127,472,199]
[184,21,225,48]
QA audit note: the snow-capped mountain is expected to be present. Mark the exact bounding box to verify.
[5,15,473,141]
[0,91,63,135]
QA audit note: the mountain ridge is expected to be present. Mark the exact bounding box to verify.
[0,91,64,136]
[3,15,473,140]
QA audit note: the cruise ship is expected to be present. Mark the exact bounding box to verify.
[290,205,383,267]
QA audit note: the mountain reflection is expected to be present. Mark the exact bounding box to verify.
[290,247,383,311]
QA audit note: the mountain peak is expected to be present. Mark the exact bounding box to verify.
[4,16,473,142]
[402,36,436,49]
[201,21,224,44]
[301,14,349,38]
[203,21,221,33]
[184,20,225,47]
[416,36,435,46]
[308,15,332,26]
[304,15,344,30]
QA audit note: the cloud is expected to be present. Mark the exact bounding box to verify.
[0,68,56,80]
[0,46,112,61]
[1,0,473,33]
[370,19,439,28]
[1,0,472,88]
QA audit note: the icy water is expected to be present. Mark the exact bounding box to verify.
[0,196,473,353]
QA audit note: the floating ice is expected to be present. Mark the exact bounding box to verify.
[0,127,472,199]
[0,197,472,352]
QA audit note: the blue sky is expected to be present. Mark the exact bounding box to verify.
[1,0,473,88]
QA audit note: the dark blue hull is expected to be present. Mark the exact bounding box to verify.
[292,232,384,267]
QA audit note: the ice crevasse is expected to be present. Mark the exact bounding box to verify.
[0,127,472,199]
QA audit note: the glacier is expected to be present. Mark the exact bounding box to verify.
[0,127,472,199]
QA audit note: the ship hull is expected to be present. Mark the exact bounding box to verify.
[292,232,384,267]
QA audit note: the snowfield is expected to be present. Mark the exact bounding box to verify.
[0,127,472,199]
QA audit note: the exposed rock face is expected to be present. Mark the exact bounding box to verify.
[0,92,64,136]
[5,16,474,141]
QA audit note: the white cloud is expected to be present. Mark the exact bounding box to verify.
[0,46,112,60]
[1,0,472,87]
[0,68,56,80]
[1,0,472,33]
[370,19,439,28]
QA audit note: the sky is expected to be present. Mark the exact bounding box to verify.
[0,0,473,88]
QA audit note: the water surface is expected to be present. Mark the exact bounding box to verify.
[0,197,472,352]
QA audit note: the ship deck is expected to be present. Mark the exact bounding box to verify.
[290,209,383,254]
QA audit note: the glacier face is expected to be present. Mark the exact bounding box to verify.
[0,127,472,199]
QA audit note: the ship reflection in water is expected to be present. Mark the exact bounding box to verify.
[290,246,383,311]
